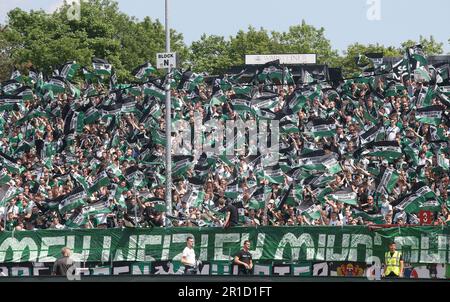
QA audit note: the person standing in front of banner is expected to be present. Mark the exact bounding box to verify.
[383,242,404,278]
[181,236,200,275]
[52,247,74,276]
[234,240,253,275]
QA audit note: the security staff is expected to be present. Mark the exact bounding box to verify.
[383,242,404,278]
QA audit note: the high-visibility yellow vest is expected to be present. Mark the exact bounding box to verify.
[384,251,402,276]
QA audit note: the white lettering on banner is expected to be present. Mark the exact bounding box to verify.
[348,235,372,262]
[326,235,350,261]
[420,235,447,263]
[131,263,151,275]
[200,234,209,261]
[274,233,315,260]
[273,266,290,276]
[161,235,171,261]
[366,256,381,281]
[38,236,65,262]
[171,234,195,261]
[135,235,161,262]
[315,234,327,261]
[395,236,419,263]
[0,238,38,263]
[113,266,129,275]
[101,236,112,262]
[91,267,110,275]
[214,233,240,260]
[253,264,271,276]
[11,267,30,277]
[65,236,91,262]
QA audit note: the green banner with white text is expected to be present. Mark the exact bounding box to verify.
[0,226,449,264]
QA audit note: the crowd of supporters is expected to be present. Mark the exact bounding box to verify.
[1,49,450,231]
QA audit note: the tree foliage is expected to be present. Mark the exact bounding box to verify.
[0,0,188,80]
[0,1,448,81]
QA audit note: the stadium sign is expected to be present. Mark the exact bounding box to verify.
[156,52,177,69]
[245,54,317,65]
[0,226,448,264]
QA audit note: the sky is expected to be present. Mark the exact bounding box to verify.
[1,0,449,55]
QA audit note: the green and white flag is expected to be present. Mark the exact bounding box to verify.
[73,173,90,195]
[92,58,112,75]
[59,61,80,81]
[375,167,399,195]
[0,171,11,185]
[0,96,23,112]
[2,158,25,175]
[84,200,112,215]
[393,184,438,214]
[172,157,193,177]
[230,97,252,112]
[285,184,303,206]
[352,209,385,224]
[306,119,336,138]
[42,77,66,93]
[88,171,111,195]
[364,141,403,159]
[59,188,87,214]
[183,188,205,208]
[360,124,382,145]
[322,157,342,175]
[133,62,156,80]
[415,105,443,126]
[287,92,307,114]
[299,153,337,173]
[311,186,333,204]
[65,212,87,228]
[263,164,285,184]
[84,107,102,125]
[298,199,321,220]
[302,70,314,84]
[143,83,165,100]
[329,189,358,205]
[151,128,166,145]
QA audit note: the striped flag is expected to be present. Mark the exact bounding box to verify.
[1,79,22,95]
[352,209,384,224]
[0,95,23,112]
[360,124,382,145]
[306,119,336,138]
[143,83,165,100]
[364,141,403,159]
[59,61,80,81]
[42,77,66,93]
[88,171,111,195]
[133,62,156,80]
[415,105,443,126]
[172,156,194,177]
[92,58,112,75]
[329,189,358,205]
[263,164,285,184]
[375,167,399,195]
[59,187,87,214]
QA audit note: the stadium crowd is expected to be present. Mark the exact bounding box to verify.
[1,49,450,231]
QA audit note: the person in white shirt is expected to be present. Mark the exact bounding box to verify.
[181,237,200,274]
[386,120,400,141]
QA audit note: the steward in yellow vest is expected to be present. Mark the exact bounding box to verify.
[383,242,404,278]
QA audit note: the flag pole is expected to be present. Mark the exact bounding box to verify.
[164,0,173,215]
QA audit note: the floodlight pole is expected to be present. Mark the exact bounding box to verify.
[164,0,173,215]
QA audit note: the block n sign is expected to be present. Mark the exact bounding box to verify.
[157,52,177,69]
